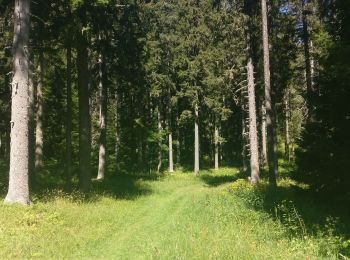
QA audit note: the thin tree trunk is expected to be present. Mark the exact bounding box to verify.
[157,106,162,172]
[302,0,314,121]
[35,51,44,174]
[168,115,174,173]
[97,53,107,180]
[214,119,219,170]
[284,92,290,161]
[194,101,200,176]
[168,131,174,172]
[241,94,248,172]
[115,89,120,173]
[77,9,91,192]
[5,0,31,205]
[176,109,181,166]
[246,32,260,184]
[261,0,277,185]
[261,103,268,165]
[310,40,315,86]
[65,45,72,189]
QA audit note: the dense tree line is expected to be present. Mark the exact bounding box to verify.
[0,0,349,204]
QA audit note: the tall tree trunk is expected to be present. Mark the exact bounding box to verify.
[241,94,248,172]
[168,94,174,173]
[5,0,31,205]
[261,103,268,165]
[157,106,162,172]
[194,101,200,176]
[167,118,174,173]
[28,60,35,187]
[261,0,277,186]
[214,119,219,170]
[115,89,120,173]
[35,51,44,174]
[246,31,260,184]
[176,109,181,166]
[302,0,315,121]
[65,45,72,189]
[97,53,107,180]
[168,131,174,172]
[284,92,290,161]
[77,10,91,192]
[4,64,11,164]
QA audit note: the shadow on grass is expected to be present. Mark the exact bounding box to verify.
[0,161,163,203]
[200,169,247,187]
[230,171,350,256]
[32,172,163,203]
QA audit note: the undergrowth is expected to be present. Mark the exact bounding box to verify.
[230,176,350,258]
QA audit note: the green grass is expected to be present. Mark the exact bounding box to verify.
[0,167,349,259]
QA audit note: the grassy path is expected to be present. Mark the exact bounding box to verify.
[0,169,337,259]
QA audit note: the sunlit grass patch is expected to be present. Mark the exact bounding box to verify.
[0,167,349,259]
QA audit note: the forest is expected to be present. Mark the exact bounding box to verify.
[0,0,349,258]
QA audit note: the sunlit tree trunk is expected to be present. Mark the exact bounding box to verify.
[168,111,174,173]
[261,103,268,165]
[35,51,44,174]
[168,131,174,172]
[28,60,35,186]
[5,0,31,205]
[246,31,260,184]
[157,106,162,172]
[241,94,248,172]
[261,0,277,185]
[214,119,219,170]
[194,101,199,176]
[4,72,10,163]
[97,53,107,180]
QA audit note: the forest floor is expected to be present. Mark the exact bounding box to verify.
[0,166,349,259]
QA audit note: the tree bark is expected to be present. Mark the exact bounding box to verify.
[194,101,199,176]
[214,119,219,170]
[241,94,248,172]
[168,131,174,172]
[5,0,31,205]
[65,45,72,189]
[3,71,11,163]
[302,0,315,121]
[157,106,162,172]
[176,108,181,166]
[167,94,174,173]
[246,31,260,184]
[261,103,268,165]
[115,89,120,173]
[284,92,290,161]
[77,9,91,192]
[35,51,44,174]
[28,59,35,186]
[97,53,108,180]
[261,0,277,186]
